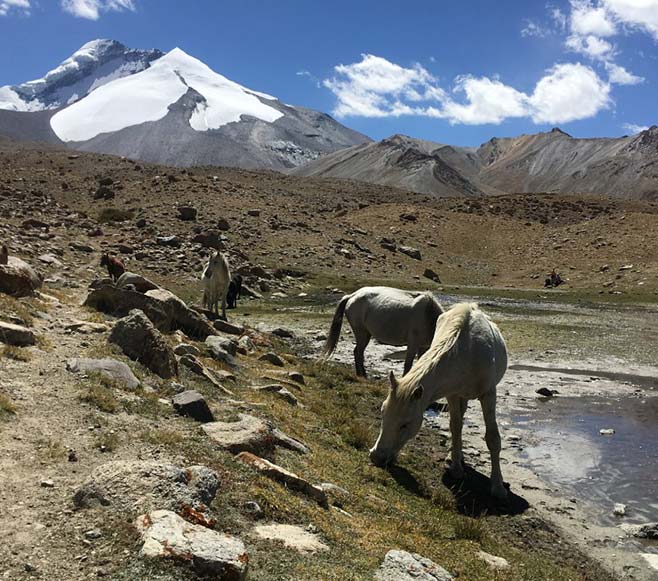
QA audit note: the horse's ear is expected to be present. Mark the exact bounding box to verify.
[388,371,398,393]
[412,384,424,401]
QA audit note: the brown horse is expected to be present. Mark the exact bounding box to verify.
[100,253,125,281]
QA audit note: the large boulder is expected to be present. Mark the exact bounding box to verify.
[66,357,140,390]
[115,271,160,293]
[73,461,220,513]
[375,550,454,581]
[0,321,36,346]
[173,390,214,423]
[109,309,178,379]
[0,256,42,297]
[135,510,248,579]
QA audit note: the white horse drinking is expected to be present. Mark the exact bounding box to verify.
[201,251,231,320]
[323,286,443,377]
[369,302,509,499]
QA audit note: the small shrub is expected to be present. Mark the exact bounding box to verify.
[36,438,66,462]
[98,208,134,223]
[432,487,457,511]
[453,515,487,542]
[0,393,17,419]
[141,428,184,447]
[80,384,119,413]
[2,345,32,362]
[94,432,120,452]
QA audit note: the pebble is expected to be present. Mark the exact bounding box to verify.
[613,503,627,516]
[40,480,55,488]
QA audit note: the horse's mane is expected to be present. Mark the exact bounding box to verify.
[397,302,477,400]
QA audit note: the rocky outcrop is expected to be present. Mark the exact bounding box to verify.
[66,357,140,389]
[73,461,220,513]
[0,256,42,297]
[135,510,248,579]
[252,524,328,553]
[85,283,216,339]
[173,390,214,423]
[109,309,178,379]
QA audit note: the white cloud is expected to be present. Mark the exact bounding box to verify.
[622,122,649,133]
[521,20,548,37]
[550,6,569,31]
[565,33,614,58]
[60,0,135,20]
[323,55,611,126]
[528,62,612,123]
[0,0,30,16]
[570,0,617,35]
[605,61,644,84]
[440,76,528,125]
[602,0,658,39]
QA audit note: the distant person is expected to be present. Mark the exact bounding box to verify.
[545,268,563,288]
[0,245,8,265]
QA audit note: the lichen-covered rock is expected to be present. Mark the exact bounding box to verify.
[375,550,454,581]
[135,510,248,579]
[109,309,178,379]
[202,414,308,456]
[73,461,219,513]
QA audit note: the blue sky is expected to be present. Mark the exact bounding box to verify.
[0,0,657,145]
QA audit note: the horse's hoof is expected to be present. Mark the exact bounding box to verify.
[491,484,509,500]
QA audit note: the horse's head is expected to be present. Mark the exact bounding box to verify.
[369,371,425,467]
[100,253,109,267]
[205,251,227,277]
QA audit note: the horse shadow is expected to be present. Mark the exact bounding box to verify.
[441,466,529,517]
[386,464,430,498]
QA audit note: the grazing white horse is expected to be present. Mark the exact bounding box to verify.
[323,286,443,377]
[369,302,509,499]
[201,251,231,320]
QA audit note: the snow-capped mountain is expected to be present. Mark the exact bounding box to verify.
[0,40,163,112]
[0,40,369,169]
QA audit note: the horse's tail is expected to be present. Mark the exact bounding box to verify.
[323,294,350,358]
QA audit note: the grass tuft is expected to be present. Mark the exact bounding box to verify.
[2,345,32,362]
[79,384,119,413]
[0,393,17,419]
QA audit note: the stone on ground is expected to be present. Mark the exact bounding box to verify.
[252,524,328,553]
[0,321,36,346]
[206,336,239,367]
[64,320,109,334]
[258,352,285,366]
[0,256,42,297]
[173,390,214,423]
[252,384,298,406]
[109,309,178,379]
[399,246,422,260]
[174,343,201,357]
[203,414,308,456]
[213,319,245,335]
[136,510,247,579]
[73,461,219,513]
[477,550,510,570]
[66,357,140,390]
[236,452,327,507]
[375,550,454,581]
[115,271,160,293]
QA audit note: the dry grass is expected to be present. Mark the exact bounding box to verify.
[79,383,120,413]
[98,207,135,223]
[0,293,34,326]
[1,345,32,361]
[140,428,184,447]
[94,431,120,452]
[0,393,17,419]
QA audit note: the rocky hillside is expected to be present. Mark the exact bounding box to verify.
[0,140,629,580]
[0,40,370,170]
[293,128,658,200]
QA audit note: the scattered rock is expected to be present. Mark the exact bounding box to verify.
[192,230,225,250]
[156,235,182,247]
[252,384,298,406]
[613,503,627,516]
[0,321,36,346]
[423,268,441,283]
[259,352,284,367]
[205,336,239,368]
[66,357,140,390]
[536,387,558,397]
[174,343,201,357]
[477,550,510,571]
[213,319,245,335]
[177,205,197,221]
[135,510,248,579]
[252,524,328,553]
[64,320,109,334]
[399,246,422,260]
[287,371,305,385]
[73,461,220,512]
[203,414,308,456]
[271,327,294,339]
[236,452,327,506]
[237,335,255,353]
[115,272,160,293]
[375,550,454,581]
[600,428,615,436]
[173,390,214,423]
[109,309,178,379]
[619,264,634,271]
[40,479,55,488]
[38,253,63,267]
[0,256,43,297]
